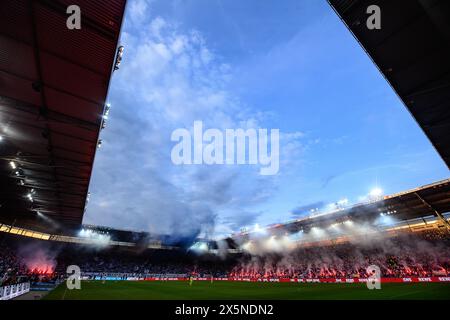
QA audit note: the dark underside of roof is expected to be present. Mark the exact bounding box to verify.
[0,0,126,233]
[329,0,450,168]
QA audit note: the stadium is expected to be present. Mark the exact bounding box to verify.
[1,0,450,304]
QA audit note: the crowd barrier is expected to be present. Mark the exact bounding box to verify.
[81,275,450,283]
[0,282,30,300]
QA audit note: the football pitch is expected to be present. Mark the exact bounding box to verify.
[44,281,450,300]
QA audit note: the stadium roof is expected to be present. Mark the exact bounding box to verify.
[0,0,127,232]
[234,178,450,238]
[329,0,450,168]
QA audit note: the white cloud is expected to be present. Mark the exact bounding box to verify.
[128,0,151,24]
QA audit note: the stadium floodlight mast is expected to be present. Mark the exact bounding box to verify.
[310,226,326,239]
[253,223,265,234]
[9,161,17,169]
[369,187,383,198]
[242,241,253,251]
[343,219,353,226]
[114,46,124,71]
[102,103,110,119]
[189,241,208,253]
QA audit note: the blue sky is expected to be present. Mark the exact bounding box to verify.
[84,0,449,238]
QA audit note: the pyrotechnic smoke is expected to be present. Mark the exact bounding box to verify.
[78,229,111,247]
[232,219,450,278]
[215,239,230,258]
[18,242,58,274]
[240,220,378,255]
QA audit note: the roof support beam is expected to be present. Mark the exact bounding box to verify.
[0,96,99,131]
[414,192,450,228]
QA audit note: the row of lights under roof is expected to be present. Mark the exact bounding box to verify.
[9,160,34,202]
[83,102,111,211]
[10,159,54,221]
[97,103,111,149]
[292,218,354,235]
[4,102,113,213]
[380,210,397,217]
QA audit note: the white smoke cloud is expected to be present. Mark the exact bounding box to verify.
[232,220,450,278]
[18,243,58,274]
[84,1,304,239]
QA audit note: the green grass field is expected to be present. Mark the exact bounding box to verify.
[44,280,450,300]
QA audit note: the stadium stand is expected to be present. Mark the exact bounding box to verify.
[1,227,449,285]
